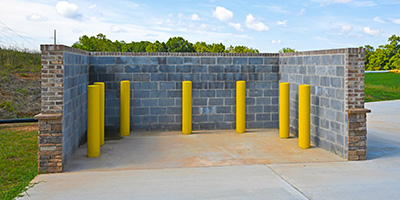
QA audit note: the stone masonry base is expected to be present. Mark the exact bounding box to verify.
[347,108,371,161]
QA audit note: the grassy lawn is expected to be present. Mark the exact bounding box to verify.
[0,123,38,200]
[365,72,400,102]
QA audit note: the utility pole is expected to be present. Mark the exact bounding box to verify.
[54,30,56,45]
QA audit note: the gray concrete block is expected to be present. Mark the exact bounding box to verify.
[194,98,208,106]
[332,55,344,65]
[256,97,271,105]
[125,65,141,73]
[304,56,312,65]
[141,82,158,90]
[167,57,184,65]
[89,65,106,73]
[256,114,270,121]
[271,113,278,120]
[200,107,216,114]
[131,99,141,107]
[150,57,167,64]
[133,74,150,82]
[224,114,235,122]
[248,73,263,81]
[99,74,115,82]
[200,90,216,97]
[246,97,256,105]
[264,90,278,97]
[213,90,230,98]
[327,66,336,76]
[233,74,247,81]
[183,57,200,64]
[330,99,343,111]
[272,65,279,73]
[159,116,175,123]
[299,66,307,74]
[209,65,224,73]
[132,107,149,115]
[159,65,175,73]
[193,65,207,73]
[201,74,217,81]
[142,65,158,73]
[193,115,208,122]
[116,57,133,64]
[264,121,278,128]
[330,121,341,133]
[256,65,271,73]
[115,73,132,81]
[193,82,208,89]
[209,98,223,105]
[133,57,150,64]
[201,57,216,65]
[307,66,316,74]
[150,107,166,115]
[335,89,344,100]
[303,76,311,84]
[249,57,263,64]
[133,91,150,98]
[216,122,232,129]
[321,55,331,65]
[98,57,115,64]
[233,57,247,64]
[336,66,345,77]
[167,91,182,98]
[330,77,342,88]
[150,91,167,98]
[320,77,330,86]
[141,116,158,124]
[325,109,336,121]
[151,73,167,81]
[264,105,278,112]
[89,57,98,64]
[208,82,224,89]
[321,97,330,108]
[248,105,263,113]
[264,74,279,81]
[264,57,278,65]
[311,76,320,85]
[241,65,256,73]
[183,74,200,81]
[225,65,240,73]
[312,56,321,65]
[225,82,236,89]
[217,57,232,64]
[159,98,175,107]
[216,106,231,113]
[320,118,330,129]
[256,82,271,89]
[295,57,303,65]
[167,107,182,115]
[217,73,233,81]
[247,122,264,129]
[224,98,235,106]
[167,74,183,81]
[249,89,263,97]
[160,82,175,90]
[176,65,192,73]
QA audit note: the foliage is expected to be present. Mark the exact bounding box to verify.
[365,72,400,102]
[0,48,41,74]
[363,34,400,70]
[0,126,38,199]
[279,47,296,53]
[0,101,14,112]
[72,33,259,53]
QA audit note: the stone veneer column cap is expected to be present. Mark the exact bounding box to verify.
[34,113,63,120]
[346,108,371,114]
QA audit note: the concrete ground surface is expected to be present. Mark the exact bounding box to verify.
[19,100,400,200]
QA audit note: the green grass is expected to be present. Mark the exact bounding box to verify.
[365,72,400,102]
[0,125,38,200]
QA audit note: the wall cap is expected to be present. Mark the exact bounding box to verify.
[34,113,63,120]
[347,108,371,114]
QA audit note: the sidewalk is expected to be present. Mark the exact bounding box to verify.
[19,100,400,200]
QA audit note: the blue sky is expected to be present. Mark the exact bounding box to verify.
[0,0,399,52]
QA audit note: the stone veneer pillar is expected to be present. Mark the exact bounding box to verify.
[345,48,371,161]
[34,45,65,173]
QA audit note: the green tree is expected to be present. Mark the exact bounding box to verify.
[165,37,195,52]
[279,47,296,53]
[210,43,225,53]
[226,45,259,53]
[146,41,167,52]
[193,42,210,52]
[364,34,400,70]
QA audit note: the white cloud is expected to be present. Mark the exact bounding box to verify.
[110,25,125,33]
[277,20,287,27]
[272,40,281,44]
[340,25,352,32]
[89,4,96,9]
[390,18,400,24]
[314,0,376,7]
[245,14,269,31]
[55,1,82,20]
[191,14,200,21]
[374,17,386,23]
[297,8,306,15]
[363,27,381,36]
[26,14,48,22]
[213,6,233,22]
[229,22,243,31]
[267,5,290,14]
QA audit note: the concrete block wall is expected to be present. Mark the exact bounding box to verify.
[279,48,369,159]
[62,52,89,165]
[88,53,280,132]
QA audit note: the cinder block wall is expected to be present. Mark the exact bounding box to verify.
[88,53,280,132]
[279,48,369,160]
[62,52,89,164]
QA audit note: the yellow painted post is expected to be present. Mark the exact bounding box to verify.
[120,80,130,136]
[279,82,290,139]
[236,81,246,133]
[299,84,310,149]
[182,81,192,134]
[87,85,100,157]
[93,82,105,145]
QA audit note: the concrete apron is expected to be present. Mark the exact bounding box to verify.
[65,129,343,172]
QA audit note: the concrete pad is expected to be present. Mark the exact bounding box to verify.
[19,165,308,200]
[65,129,343,172]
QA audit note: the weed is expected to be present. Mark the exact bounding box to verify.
[20,73,28,77]
[16,88,28,95]
[0,101,14,112]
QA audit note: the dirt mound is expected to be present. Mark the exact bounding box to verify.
[0,73,41,119]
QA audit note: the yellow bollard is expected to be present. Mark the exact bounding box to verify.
[299,84,310,149]
[279,82,290,139]
[87,85,100,157]
[93,82,105,146]
[236,81,246,133]
[120,80,130,136]
[182,81,192,134]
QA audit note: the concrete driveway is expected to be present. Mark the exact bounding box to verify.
[19,100,400,200]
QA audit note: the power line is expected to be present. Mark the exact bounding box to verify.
[0,20,38,49]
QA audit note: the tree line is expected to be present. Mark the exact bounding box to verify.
[362,34,400,71]
[72,34,259,53]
